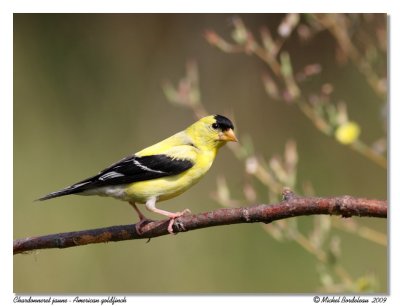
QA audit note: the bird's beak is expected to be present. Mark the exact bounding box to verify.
[220,128,238,142]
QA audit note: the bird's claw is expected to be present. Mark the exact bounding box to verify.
[167,208,191,234]
[135,218,154,235]
[167,218,176,235]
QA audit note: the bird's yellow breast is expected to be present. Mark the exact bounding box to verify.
[125,149,217,203]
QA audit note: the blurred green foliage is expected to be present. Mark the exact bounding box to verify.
[14,14,386,293]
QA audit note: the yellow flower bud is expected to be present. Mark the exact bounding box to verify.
[335,122,361,145]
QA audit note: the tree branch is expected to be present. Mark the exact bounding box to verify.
[13,191,387,255]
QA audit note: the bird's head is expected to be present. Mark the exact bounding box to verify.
[187,115,238,149]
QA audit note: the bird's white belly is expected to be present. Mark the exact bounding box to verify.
[80,185,128,199]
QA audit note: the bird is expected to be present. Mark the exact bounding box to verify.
[38,114,238,234]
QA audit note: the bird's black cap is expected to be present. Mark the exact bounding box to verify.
[214,114,234,131]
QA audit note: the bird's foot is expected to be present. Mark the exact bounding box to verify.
[167,208,192,234]
[135,218,154,235]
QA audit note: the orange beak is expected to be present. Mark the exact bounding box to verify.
[219,128,238,142]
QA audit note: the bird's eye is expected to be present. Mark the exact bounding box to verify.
[212,123,219,129]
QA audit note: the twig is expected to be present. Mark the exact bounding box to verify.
[13,190,386,255]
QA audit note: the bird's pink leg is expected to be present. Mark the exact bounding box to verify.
[145,197,191,234]
[129,201,153,234]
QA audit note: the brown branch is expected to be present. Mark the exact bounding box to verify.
[13,191,387,255]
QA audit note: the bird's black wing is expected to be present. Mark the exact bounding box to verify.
[94,154,194,185]
[38,155,194,200]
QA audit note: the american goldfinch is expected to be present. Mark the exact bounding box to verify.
[38,114,237,234]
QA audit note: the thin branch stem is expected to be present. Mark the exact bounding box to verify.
[332,218,387,246]
[13,191,386,255]
[350,140,387,169]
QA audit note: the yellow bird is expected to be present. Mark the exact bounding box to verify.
[38,115,237,234]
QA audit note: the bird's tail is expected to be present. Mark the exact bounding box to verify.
[36,182,89,201]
